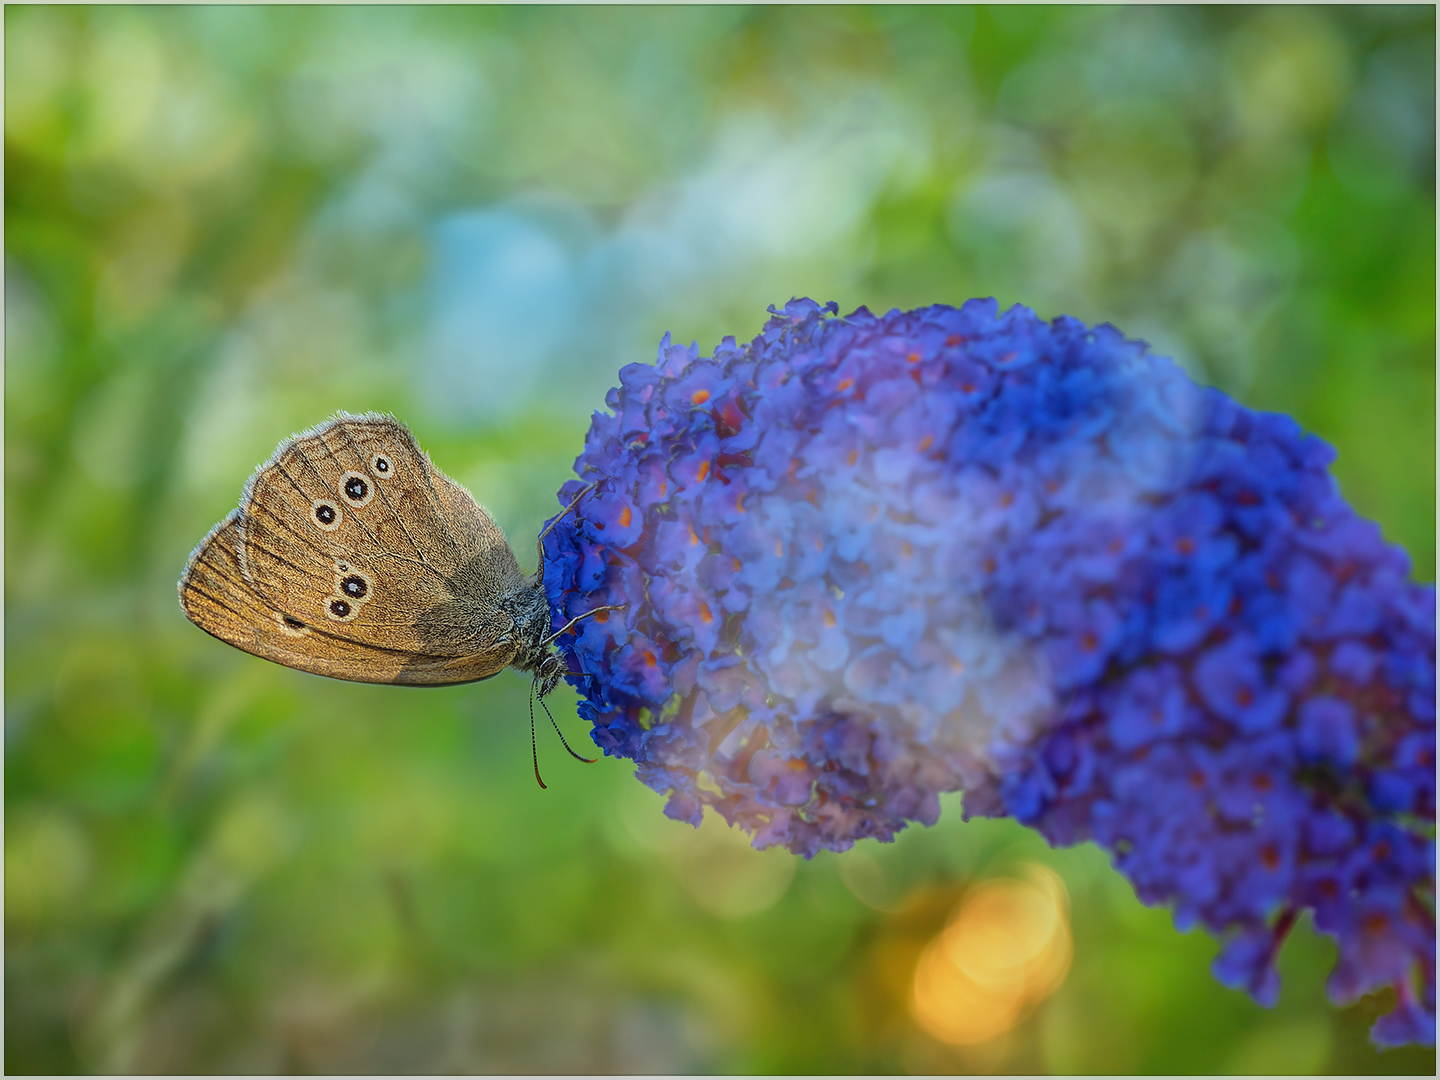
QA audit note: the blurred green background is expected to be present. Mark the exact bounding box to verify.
[5,5,1435,1073]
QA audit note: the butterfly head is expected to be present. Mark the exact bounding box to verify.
[533,652,568,698]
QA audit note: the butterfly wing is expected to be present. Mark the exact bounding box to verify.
[179,513,417,683]
[181,413,529,685]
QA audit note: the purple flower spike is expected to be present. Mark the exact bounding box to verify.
[541,299,1436,1045]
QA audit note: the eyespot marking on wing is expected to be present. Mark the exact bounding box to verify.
[340,470,374,507]
[369,453,393,478]
[312,499,343,531]
[327,597,357,621]
[331,561,372,605]
[277,611,310,637]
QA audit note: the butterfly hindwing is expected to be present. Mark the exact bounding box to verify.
[238,414,526,656]
[181,414,530,685]
[179,512,408,682]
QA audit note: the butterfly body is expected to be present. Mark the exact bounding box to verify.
[180,413,568,694]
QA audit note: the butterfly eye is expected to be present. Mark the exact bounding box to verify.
[339,470,374,507]
[311,499,343,532]
[369,453,392,477]
[326,597,356,621]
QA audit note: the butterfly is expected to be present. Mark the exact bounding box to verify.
[178,412,620,785]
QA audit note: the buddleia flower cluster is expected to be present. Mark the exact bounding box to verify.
[540,298,1435,1046]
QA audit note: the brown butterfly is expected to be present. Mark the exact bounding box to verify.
[178,412,619,785]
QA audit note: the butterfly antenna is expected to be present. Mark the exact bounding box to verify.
[529,679,547,789]
[540,693,598,764]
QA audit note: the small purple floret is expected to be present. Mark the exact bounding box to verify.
[541,298,1435,1045]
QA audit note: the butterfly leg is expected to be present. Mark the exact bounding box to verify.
[541,604,626,646]
[535,480,596,550]
[533,483,600,588]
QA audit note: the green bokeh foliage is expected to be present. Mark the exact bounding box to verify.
[6,5,1434,1073]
